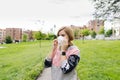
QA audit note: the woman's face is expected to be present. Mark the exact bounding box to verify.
[58,30,69,41]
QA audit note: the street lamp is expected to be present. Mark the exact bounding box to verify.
[35,20,44,48]
[54,24,56,34]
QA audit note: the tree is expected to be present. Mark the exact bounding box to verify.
[41,33,47,40]
[81,29,90,36]
[46,33,57,40]
[99,27,105,34]
[91,0,120,20]
[80,29,90,43]
[5,36,12,44]
[34,31,42,40]
[22,34,27,42]
[90,31,97,38]
[34,31,54,40]
[74,29,80,39]
[105,29,112,37]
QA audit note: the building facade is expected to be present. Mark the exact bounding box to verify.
[70,25,88,38]
[6,28,22,42]
[0,29,6,43]
[88,19,104,33]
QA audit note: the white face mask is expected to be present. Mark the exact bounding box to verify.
[57,36,64,46]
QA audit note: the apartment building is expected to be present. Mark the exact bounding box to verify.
[6,28,22,42]
[88,19,104,33]
[70,25,88,38]
[0,29,6,43]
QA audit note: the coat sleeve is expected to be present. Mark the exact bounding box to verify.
[60,54,80,74]
[44,58,52,68]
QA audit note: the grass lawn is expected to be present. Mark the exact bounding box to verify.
[0,40,52,80]
[0,40,120,80]
[75,40,120,80]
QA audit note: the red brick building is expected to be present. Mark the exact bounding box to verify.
[67,19,104,38]
[88,19,104,33]
[6,28,22,42]
[69,25,88,38]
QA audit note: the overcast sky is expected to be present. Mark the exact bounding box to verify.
[0,0,95,33]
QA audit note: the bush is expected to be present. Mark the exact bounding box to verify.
[99,27,105,34]
[90,31,97,38]
[34,31,42,40]
[105,29,112,37]
[46,33,57,40]
[81,29,90,36]
[22,34,28,42]
[5,36,12,44]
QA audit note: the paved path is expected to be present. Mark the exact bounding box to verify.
[37,68,51,80]
[37,68,80,80]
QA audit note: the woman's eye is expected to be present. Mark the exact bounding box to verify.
[61,34,65,37]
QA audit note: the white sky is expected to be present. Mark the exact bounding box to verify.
[0,0,95,33]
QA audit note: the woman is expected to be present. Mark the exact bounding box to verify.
[44,26,80,80]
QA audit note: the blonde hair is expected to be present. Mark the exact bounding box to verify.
[57,26,74,45]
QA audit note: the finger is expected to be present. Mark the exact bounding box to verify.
[54,39,58,42]
[53,39,58,45]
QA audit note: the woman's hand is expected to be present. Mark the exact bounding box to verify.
[52,39,58,50]
[48,39,58,59]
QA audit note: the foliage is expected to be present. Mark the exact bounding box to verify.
[81,29,90,36]
[90,31,97,38]
[22,34,28,42]
[98,27,105,34]
[34,31,42,40]
[46,33,57,40]
[91,0,120,20]
[41,33,47,40]
[5,36,12,44]
[33,31,56,40]
[105,29,113,37]
[32,31,37,40]
[74,29,80,39]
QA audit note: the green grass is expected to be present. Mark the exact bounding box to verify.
[0,40,52,80]
[0,40,120,80]
[75,40,120,80]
